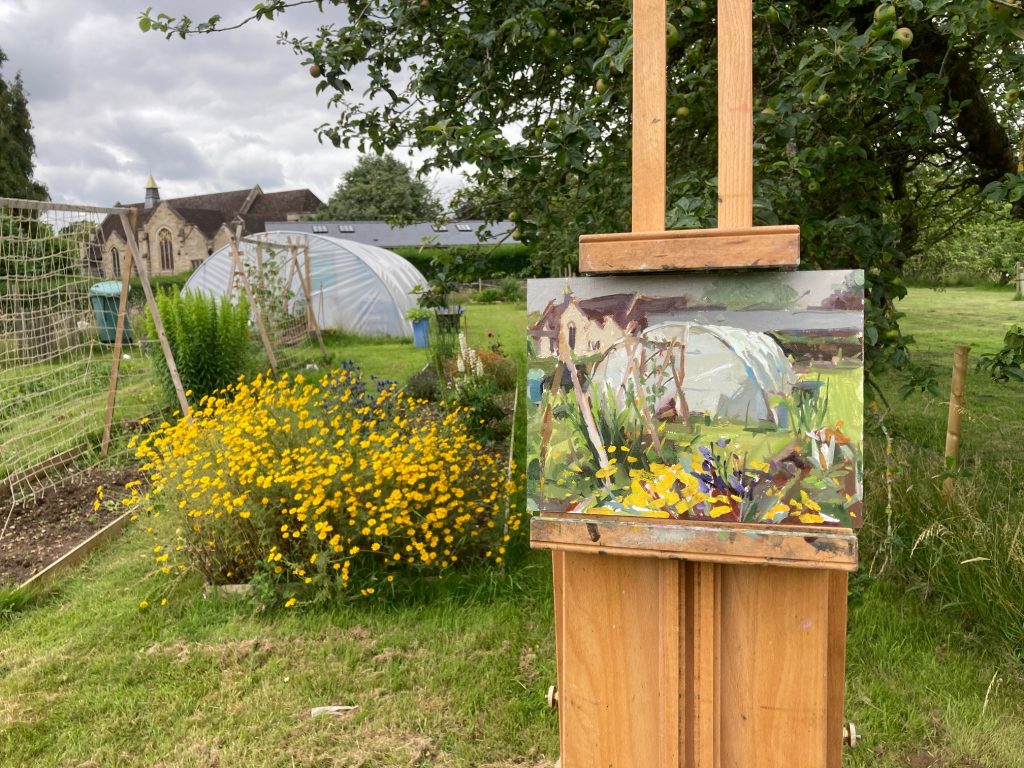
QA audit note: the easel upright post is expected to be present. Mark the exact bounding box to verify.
[632,0,666,233]
[540,0,855,765]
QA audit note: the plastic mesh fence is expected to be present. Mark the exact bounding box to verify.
[0,198,162,510]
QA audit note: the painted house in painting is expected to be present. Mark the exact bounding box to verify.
[528,288,692,358]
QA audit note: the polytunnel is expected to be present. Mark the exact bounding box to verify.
[591,322,795,424]
[183,231,426,338]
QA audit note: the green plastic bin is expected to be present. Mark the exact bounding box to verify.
[89,281,132,343]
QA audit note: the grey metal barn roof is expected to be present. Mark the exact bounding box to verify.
[266,219,515,248]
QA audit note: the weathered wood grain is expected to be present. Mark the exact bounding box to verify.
[530,515,857,572]
[578,226,800,273]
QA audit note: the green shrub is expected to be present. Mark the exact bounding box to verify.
[144,289,252,405]
[393,244,534,281]
[446,333,516,440]
[977,325,1024,382]
[405,365,442,401]
[470,287,505,303]
[499,276,525,302]
[127,272,193,307]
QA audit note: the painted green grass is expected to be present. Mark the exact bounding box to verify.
[3,293,1024,766]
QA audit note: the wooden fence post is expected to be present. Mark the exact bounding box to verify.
[943,345,970,496]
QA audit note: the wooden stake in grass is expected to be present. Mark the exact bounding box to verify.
[231,225,278,374]
[1015,261,1022,301]
[944,345,970,497]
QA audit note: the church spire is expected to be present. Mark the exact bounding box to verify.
[144,174,160,210]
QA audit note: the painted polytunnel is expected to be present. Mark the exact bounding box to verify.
[591,322,795,424]
[183,231,426,338]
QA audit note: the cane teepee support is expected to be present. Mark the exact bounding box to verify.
[531,1,856,766]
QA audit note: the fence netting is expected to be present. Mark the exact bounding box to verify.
[0,199,161,509]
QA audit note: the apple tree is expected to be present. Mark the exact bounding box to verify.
[140,0,1024,374]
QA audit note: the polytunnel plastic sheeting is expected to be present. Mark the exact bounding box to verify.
[591,322,795,423]
[183,231,426,338]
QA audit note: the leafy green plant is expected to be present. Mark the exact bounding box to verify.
[470,287,505,304]
[977,325,1024,382]
[405,307,433,322]
[144,289,252,405]
[498,277,525,302]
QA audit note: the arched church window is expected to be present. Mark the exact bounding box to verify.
[158,229,174,272]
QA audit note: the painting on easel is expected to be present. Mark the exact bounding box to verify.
[526,270,864,527]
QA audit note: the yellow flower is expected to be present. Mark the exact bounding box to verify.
[284,597,297,608]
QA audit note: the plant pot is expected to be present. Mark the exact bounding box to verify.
[412,317,430,348]
[434,306,464,334]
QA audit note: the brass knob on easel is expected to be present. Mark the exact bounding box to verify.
[843,722,859,749]
[547,685,559,709]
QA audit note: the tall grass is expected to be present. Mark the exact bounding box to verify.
[863,286,1024,653]
[863,435,1024,649]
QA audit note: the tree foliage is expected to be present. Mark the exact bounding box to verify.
[908,206,1024,284]
[0,47,47,201]
[317,153,442,222]
[142,0,1024,374]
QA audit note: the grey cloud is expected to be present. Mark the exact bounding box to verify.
[0,0,443,208]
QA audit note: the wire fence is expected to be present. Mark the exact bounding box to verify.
[0,198,162,514]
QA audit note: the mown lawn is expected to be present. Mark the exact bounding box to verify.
[2,291,1024,767]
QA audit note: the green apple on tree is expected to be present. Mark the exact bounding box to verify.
[666,22,679,46]
[892,27,913,48]
[874,4,897,23]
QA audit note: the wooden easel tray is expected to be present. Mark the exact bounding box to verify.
[531,513,857,571]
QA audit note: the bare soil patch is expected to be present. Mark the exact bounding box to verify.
[0,467,141,588]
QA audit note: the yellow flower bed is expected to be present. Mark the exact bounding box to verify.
[127,368,521,604]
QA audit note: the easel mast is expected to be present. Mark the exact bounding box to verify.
[536,2,855,766]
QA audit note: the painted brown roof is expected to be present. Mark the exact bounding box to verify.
[529,293,693,339]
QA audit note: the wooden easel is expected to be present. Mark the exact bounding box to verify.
[531,2,857,766]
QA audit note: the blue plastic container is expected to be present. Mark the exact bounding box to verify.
[412,318,430,348]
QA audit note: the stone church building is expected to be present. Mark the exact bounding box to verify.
[92,177,322,278]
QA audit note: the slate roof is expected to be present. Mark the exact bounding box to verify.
[96,186,323,246]
[266,219,515,248]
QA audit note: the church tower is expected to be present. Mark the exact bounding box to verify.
[144,174,160,210]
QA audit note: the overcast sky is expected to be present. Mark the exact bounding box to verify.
[0,0,463,208]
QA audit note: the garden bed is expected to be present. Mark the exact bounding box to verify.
[0,466,140,588]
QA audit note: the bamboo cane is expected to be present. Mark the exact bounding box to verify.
[943,345,970,496]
